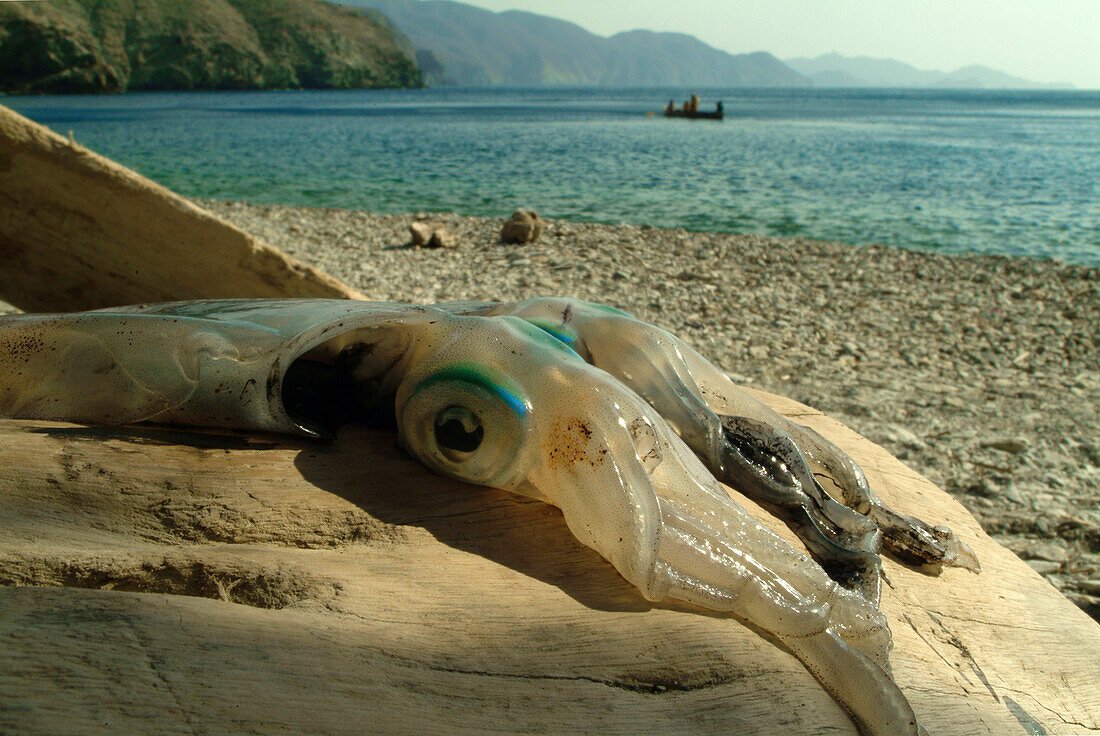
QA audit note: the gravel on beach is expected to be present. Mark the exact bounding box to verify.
[5,200,1099,620]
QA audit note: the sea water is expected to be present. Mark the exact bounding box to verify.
[7,87,1099,265]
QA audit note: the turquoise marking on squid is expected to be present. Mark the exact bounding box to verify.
[414,362,530,417]
[517,318,583,359]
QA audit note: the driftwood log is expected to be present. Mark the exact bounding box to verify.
[1,390,1097,736]
[0,103,364,312]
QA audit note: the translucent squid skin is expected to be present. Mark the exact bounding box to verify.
[0,297,973,736]
[471,299,978,601]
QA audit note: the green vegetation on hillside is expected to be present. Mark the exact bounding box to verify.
[0,0,422,94]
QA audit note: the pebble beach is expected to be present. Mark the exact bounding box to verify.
[5,200,1099,619]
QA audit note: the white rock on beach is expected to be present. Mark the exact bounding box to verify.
[409,221,433,246]
[409,221,457,248]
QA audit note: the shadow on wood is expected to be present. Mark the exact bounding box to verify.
[1,390,1097,735]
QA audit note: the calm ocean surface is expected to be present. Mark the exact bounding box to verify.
[7,87,1100,265]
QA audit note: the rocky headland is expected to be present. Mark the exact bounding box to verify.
[0,0,421,94]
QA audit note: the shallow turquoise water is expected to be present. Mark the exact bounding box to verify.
[8,87,1100,264]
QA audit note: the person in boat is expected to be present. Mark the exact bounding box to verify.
[666,100,676,114]
[716,101,723,115]
[687,94,700,113]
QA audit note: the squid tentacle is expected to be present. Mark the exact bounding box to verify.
[508,297,980,577]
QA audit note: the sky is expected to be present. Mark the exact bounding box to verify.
[456,0,1100,89]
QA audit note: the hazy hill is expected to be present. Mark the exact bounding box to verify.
[786,53,1071,90]
[931,64,1071,90]
[338,0,809,87]
[602,31,803,87]
[0,0,422,94]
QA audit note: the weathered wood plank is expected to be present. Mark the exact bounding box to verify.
[0,391,1097,735]
[0,103,363,312]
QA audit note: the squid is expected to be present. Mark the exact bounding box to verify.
[0,297,979,736]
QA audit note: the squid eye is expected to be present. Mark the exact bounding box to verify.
[434,406,484,458]
[397,362,530,487]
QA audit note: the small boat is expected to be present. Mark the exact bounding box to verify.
[662,96,724,120]
[664,107,724,120]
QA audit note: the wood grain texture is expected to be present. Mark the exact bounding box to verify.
[1,390,1098,735]
[0,103,364,312]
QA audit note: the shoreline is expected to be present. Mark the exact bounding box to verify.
[211,204,1100,267]
[4,200,1098,618]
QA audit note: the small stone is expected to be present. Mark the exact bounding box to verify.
[501,209,545,244]
[1003,484,1027,505]
[409,222,432,247]
[882,424,925,449]
[1025,560,1062,575]
[981,438,1029,454]
[1078,580,1100,595]
[962,477,997,497]
[1021,541,1069,563]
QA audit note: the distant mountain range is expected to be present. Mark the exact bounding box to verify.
[0,0,1071,94]
[786,53,1072,90]
[337,0,808,87]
